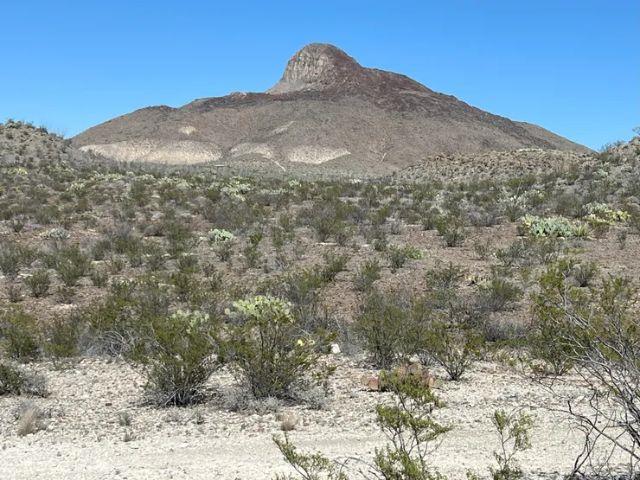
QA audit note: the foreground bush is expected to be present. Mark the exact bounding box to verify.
[532,263,640,476]
[274,371,450,480]
[225,296,332,399]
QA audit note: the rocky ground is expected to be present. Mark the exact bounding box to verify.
[1,356,605,480]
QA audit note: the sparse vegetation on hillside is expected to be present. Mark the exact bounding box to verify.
[1,122,640,477]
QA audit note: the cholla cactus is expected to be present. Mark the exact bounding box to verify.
[221,179,251,199]
[208,228,235,244]
[43,227,70,241]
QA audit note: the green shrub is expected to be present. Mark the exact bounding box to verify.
[488,409,533,480]
[0,244,21,278]
[274,269,325,332]
[529,260,581,376]
[373,372,450,479]
[422,322,480,380]
[275,371,450,480]
[89,267,108,287]
[353,291,427,368]
[134,310,220,406]
[24,270,51,298]
[54,246,91,286]
[425,262,466,292]
[0,362,47,397]
[0,308,40,360]
[477,275,523,313]
[43,315,79,358]
[436,213,466,247]
[353,258,381,292]
[319,252,348,282]
[224,296,332,399]
[0,362,26,395]
[388,245,423,272]
[243,231,263,269]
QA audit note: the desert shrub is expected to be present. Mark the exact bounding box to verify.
[425,262,466,292]
[273,268,325,332]
[468,410,533,480]
[43,315,79,358]
[16,402,47,436]
[54,245,91,286]
[7,282,23,303]
[436,213,466,247]
[353,291,428,368]
[476,274,523,313]
[275,371,450,480]
[387,244,423,272]
[133,310,220,406]
[24,269,51,298]
[373,372,451,479]
[319,252,348,283]
[224,296,332,399]
[0,362,25,395]
[243,230,263,269]
[572,261,599,287]
[421,322,480,380]
[89,267,108,287]
[421,207,441,231]
[82,277,170,355]
[0,243,22,278]
[473,239,494,260]
[0,308,40,360]
[0,362,47,397]
[531,265,640,476]
[353,258,381,292]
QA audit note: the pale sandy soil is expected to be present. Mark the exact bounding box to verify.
[0,357,612,480]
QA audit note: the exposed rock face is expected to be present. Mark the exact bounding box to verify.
[74,43,589,174]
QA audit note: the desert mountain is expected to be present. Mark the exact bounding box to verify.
[73,43,588,174]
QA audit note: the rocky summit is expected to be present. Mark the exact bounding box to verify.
[73,43,588,174]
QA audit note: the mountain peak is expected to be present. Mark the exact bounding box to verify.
[268,43,363,94]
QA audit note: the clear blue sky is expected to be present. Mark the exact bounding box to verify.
[1,0,638,149]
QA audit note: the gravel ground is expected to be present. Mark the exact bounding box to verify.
[0,356,611,480]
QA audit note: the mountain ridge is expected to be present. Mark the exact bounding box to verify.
[73,43,589,173]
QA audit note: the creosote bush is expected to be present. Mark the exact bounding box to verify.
[353,291,423,368]
[224,296,333,399]
[531,261,640,476]
[24,269,51,298]
[133,310,220,406]
[0,308,40,360]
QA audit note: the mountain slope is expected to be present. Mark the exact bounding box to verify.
[74,43,588,174]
